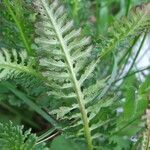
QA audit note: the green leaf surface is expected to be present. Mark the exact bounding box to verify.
[50,135,84,150]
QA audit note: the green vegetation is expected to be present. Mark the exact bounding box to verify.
[0,0,150,149]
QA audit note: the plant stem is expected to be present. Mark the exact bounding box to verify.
[125,0,131,16]
[37,127,56,142]
[116,66,150,82]
[2,81,61,130]
[128,33,147,74]
[118,35,139,76]
[3,0,34,56]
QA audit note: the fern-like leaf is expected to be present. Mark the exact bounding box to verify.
[98,5,150,65]
[0,48,46,96]
[34,0,150,149]
[0,121,48,150]
[34,0,96,149]
[1,0,34,55]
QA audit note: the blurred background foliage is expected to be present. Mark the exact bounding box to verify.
[0,0,150,149]
[63,0,149,37]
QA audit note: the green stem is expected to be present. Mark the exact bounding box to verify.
[3,0,34,56]
[118,35,139,75]
[127,33,147,74]
[113,116,140,135]
[36,131,60,145]
[125,0,131,16]
[116,66,150,82]
[37,127,56,142]
[2,81,61,129]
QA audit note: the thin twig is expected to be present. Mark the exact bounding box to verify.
[36,131,60,145]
